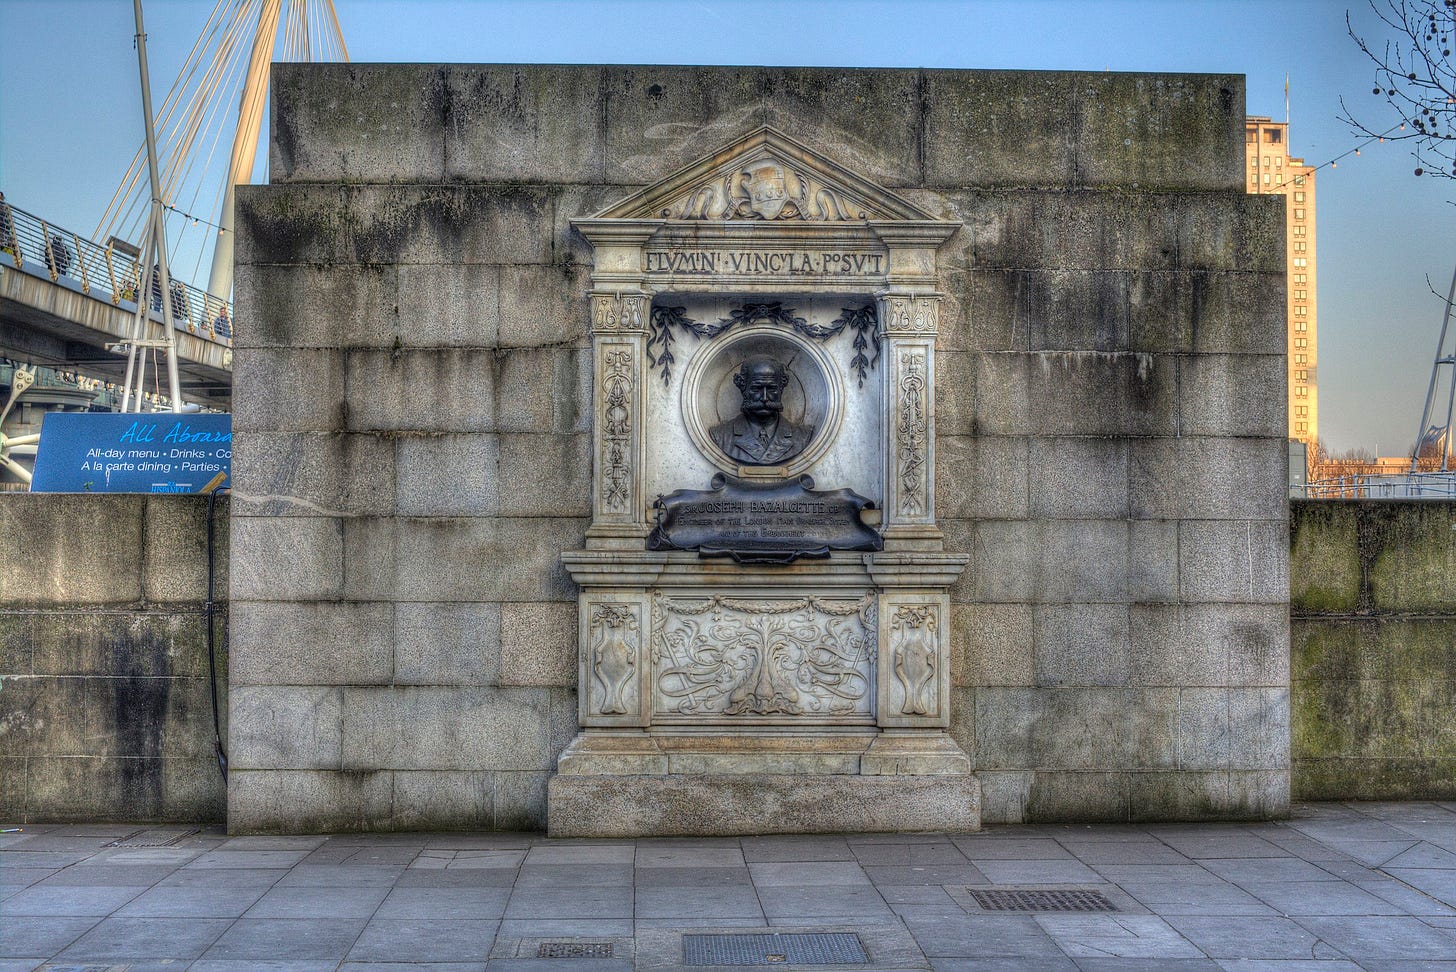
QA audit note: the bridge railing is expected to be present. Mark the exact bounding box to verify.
[0,196,233,345]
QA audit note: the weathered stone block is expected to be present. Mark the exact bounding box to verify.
[230,601,393,686]
[1131,437,1288,520]
[924,70,1080,189]
[143,495,228,604]
[4,612,210,678]
[495,770,551,830]
[934,351,977,436]
[976,769,1034,824]
[395,263,501,349]
[500,601,577,687]
[1178,520,1289,604]
[1033,603,1131,687]
[1128,519,1179,602]
[1226,769,1288,817]
[497,435,591,517]
[1030,438,1128,519]
[604,66,766,185]
[0,496,143,606]
[270,63,448,184]
[973,352,1176,437]
[341,686,552,771]
[938,191,1285,275]
[231,347,345,434]
[0,756,23,819]
[1072,73,1244,191]
[1026,771,1130,822]
[498,264,590,349]
[495,348,576,434]
[232,263,397,350]
[445,65,606,184]
[345,348,497,433]
[973,519,1137,603]
[230,685,342,770]
[228,768,393,834]
[1179,354,1287,438]
[390,770,494,830]
[1289,502,1362,614]
[1132,603,1289,688]
[229,516,344,602]
[353,516,584,603]
[937,435,1029,519]
[951,602,1033,688]
[1229,687,1289,770]
[1127,770,1230,821]
[395,601,502,687]
[235,184,352,267]
[234,432,397,518]
[974,687,1176,771]
[394,434,500,517]
[760,68,924,187]
[1366,503,1456,613]
[1177,687,1231,770]
[29,755,224,823]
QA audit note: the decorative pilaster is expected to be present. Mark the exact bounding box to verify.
[588,292,649,544]
[878,293,942,547]
[875,591,952,729]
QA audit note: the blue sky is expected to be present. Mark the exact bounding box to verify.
[1,0,1453,455]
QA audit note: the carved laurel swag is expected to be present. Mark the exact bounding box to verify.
[652,593,876,718]
[646,301,880,386]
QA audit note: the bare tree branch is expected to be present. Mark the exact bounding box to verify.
[1341,0,1456,178]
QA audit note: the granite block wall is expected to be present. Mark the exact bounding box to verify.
[0,494,228,822]
[1292,500,1456,799]
[232,64,1287,830]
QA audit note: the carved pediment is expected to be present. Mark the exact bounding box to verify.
[593,127,935,223]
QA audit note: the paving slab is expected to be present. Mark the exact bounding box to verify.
[4,803,1456,968]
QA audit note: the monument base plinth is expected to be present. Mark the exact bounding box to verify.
[548,770,980,838]
[547,731,980,837]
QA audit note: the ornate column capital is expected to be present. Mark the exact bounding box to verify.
[590,292,650,336]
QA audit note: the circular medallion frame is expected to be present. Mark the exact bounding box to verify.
[682,323,845,478]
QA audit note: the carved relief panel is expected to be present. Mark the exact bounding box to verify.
[877,594,951,728]
[579,593,649,726]
[652,593,877,723]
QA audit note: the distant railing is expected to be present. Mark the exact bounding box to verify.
[1295,472,1456,499]
[0,195,232,344]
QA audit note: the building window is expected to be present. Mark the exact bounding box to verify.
[1298,422,1307,433]
[1247,129,1257,143]
[1294,191,1305,202]
[1298,370,1308,381]
[1294,175,1305,185]
[1295,338,1306,348]
[1263,174,1271,184]
[1295,208,1305,219]
[1266,129,1283,143]
[1296,321,1307,331]
[1295,274,1306,283]
[1293,226,1305,236]
[1276,157,1283,167]
[1295,306,1307,316]
[1294,258,1307,267]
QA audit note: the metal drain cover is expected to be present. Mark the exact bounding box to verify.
[968,888,1118,912]
[104,828,200,848]
[538,941,614,958]
[684,932,868,966]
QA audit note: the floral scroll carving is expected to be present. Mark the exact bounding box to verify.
[590,603,640,716]
[669,161,867,222]
[890,604,938,716]
[600,348,633,515]
[652,594,876,718]
[896,349,928,517]
[591,294,646,334]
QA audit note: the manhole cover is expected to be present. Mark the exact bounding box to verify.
[968,888,1118,912]
[538,941,614,958]
[684,932,868,966]
[104,828,200,848]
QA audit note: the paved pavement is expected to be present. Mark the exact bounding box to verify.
[3,801,1456,971]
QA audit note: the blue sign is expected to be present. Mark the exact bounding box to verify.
[30,412,232,493]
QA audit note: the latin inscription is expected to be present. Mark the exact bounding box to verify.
[645,249,884,276]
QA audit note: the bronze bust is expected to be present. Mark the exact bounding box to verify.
[709,355,816,465]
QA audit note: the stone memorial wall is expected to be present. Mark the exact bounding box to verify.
[230,64,1288,832]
